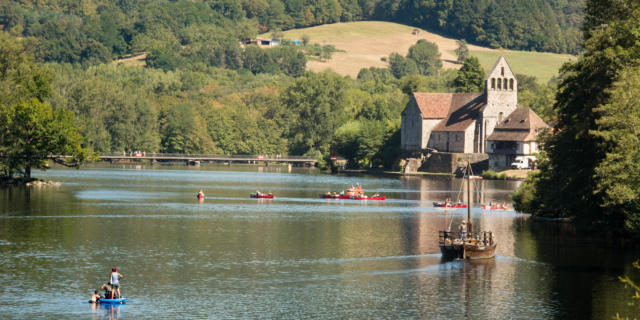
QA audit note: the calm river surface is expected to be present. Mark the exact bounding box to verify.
[0,164,638,319]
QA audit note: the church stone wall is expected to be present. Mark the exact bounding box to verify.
[401,101,423,151]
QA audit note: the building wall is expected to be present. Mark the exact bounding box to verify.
[401,102,423,151]
[421,119,441,149]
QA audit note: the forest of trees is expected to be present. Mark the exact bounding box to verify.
[0,0,562,175]
[0,0,584,67]
[512,0,640,236]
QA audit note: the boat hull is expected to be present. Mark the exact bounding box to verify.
[433,202,467,208]
[250,194,274,199]
[99,298,126,304]
[440,242,497,260]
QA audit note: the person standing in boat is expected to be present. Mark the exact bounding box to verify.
[109,267,123,298]
[459,220,467,241]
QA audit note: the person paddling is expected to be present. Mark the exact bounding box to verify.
[110,267,123,298]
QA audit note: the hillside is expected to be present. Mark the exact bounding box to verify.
[282,21,575,83]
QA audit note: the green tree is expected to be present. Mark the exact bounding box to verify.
[453,56,485,92]
[513,1,640,235]
[406,39,442,76]
[388,52,418,79]
[281,71,349,156]
[455,39,469,63]
[0,99,85,179]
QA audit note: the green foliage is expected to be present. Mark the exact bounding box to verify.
[453,56,485,93]
[407,39,442,76]
[0,99,85,178]
[481,169,507,180]
[617,259,640,319]
[516,73,557,123]
[281,71,349,156]
[388,52,418,79]
[512,1,640,235]
[455,40,469,62]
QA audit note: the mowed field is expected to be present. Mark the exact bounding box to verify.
[282,21,575,82]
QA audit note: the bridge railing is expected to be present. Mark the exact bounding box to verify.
[98,153,317,160]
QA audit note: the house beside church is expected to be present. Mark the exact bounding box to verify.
[400,56,548,171]
[486,108,549,168]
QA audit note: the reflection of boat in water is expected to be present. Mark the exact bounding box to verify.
[482,204,509,210]
[433,202,467,208]
[439,162,497,260]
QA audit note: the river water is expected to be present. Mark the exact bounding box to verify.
[0,164,638,319]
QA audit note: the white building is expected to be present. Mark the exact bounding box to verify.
[486,108,549,168]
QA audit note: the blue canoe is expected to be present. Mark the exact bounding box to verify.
[99,298,126,304]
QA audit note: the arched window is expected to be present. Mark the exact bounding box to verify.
[501,67,504,76]
[503,78,507,90]
[497,78,502,90]
[491,78,495,89]
[509,79,514,90]
[498,112,504,122]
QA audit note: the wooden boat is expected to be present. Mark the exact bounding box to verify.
[320,193,341,199]
[433,202,467,208]
[438,162,497,260]
[250,193,274,199]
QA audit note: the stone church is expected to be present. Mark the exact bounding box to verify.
[401,56,518,154]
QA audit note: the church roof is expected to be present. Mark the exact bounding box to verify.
[487,108,549,141]
[431,93,486,132]
[412,92,483,119]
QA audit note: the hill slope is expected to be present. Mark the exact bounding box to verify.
[283,21,575,82]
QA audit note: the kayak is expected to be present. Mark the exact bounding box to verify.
[251,193,274,199]
[98,298,126,304]
[433,202,467,208]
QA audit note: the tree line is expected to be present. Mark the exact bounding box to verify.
[512,0,640,237]
[0,0,584,69]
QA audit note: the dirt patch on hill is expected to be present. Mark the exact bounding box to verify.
[283,21,494,77]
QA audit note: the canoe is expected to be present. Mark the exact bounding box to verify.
[433,202,467,208]
[251,193,274,199]
[99,298,126,304]
[352,196,386,200]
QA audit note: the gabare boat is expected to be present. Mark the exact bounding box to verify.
[438,162,497,260]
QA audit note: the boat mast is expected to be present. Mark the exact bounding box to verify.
[467,161,471,234]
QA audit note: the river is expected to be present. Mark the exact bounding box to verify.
[0,164,638,319]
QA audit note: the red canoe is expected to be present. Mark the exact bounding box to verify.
[433,202,467,208]
[251,193,274,199]
[321,194,386,200]
[353,196,386,200]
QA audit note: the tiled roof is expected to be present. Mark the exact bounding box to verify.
[487,108,549,141]
[431,94,486,132]
[412,92,483,119]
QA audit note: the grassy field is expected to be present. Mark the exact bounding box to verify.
[282,21,575,82]
[464,50,575,83]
